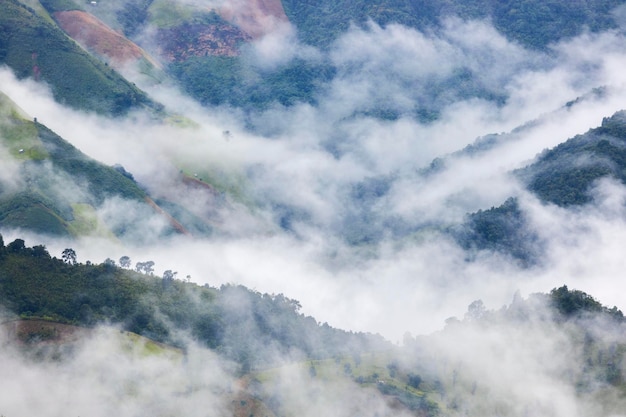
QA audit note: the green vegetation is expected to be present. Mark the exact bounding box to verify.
[148,0,195,28]
[0,92,48,159]
[550,285,624,320]
[399,288,626,416]
[34,123,147,204]
[0,96,158,237]
[254,351,440,416]
[454,198,540,265]
[0,192,71,236]
[0,236,389,369]
[169,56,335,110]
[0,0,156,115]
[282,0,624,50]
[457,110,626,264]
[37,0,83,13]
[522,110,626,207]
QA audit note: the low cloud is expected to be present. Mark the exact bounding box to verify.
[4,15,626,344]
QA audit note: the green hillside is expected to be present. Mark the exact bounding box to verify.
[282,0,625,50]
[521,110,626,206]
[2,239,624,416]
[0,91,156,237]
[0,236,389,370]
[397,287,626,416]
[455,110,626,264]
[0,0,156,115]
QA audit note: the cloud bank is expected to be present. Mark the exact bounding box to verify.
[3,16,626,343]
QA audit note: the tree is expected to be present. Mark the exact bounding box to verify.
[163,270,177,281]
[119,255,131,268]
[103,258,116,268]
[143,261,155,275]
[465,299,486,321]
[408,373,422,389]
[136,260,155,275]
[8,239,25,253]
[31,245,50,258]
[62,248,77,265]
[162,270,178,289]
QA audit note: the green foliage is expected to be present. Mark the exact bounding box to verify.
[460,111,626,264]
[0,191,71,236]
[0,236,389,367]
[282,0,624,49]
[37,0,83,13]
[169,56,335,110]
[34,123,147,203]
[0,0,155,115]
[0,109,154,237]
[148,0,195,28]
[116,0,153,37]
[522,111,626,207]
[377,382,439,414]
[456,197,540,265]
[550,285,623,320]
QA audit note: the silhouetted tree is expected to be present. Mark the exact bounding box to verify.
[119,255,131,268]
[8,239,25,253]
[62,248,77,265]
[143,261,155,275]
[103,258,116,268]
[162,269,177,289]
[31,245,50,258]
[136,260,155,275]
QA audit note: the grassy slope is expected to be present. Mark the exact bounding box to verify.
[0,0,156,116]
[0,91,150,236]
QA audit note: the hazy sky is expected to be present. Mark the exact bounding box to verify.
[3,15,626,343]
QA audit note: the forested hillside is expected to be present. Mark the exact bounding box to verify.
[282,0,624,49]
[0,0,157,115]
[0,236,388,370]
[455,110,626,264]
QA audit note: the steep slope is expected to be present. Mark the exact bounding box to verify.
[0,237,390,368]
[53,10,156,69]
[2,250,625,417]
[397,287,626,416]
[218,0,288,38]
[520,111,626,206]
[0,91,198,238]
[0,0,156,115]
[282,0,625,49]
[456,110,626,264]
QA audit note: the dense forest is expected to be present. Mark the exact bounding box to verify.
[0,235,388,370]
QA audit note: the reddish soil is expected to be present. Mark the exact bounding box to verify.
[156,22,251,61]
[1,319,89,345]
[144,196,192,236]
[54,10,148,66]
[158,0,290,61]
[219,0,289,38]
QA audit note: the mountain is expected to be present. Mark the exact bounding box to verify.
[5,0,626,415]
[44,0,622,112]
[456,110,626,264]
[0,91,213,239]
[2,244,625,416]
[0,0,158,115]
[282,0,624,49]
[0,236,389,369]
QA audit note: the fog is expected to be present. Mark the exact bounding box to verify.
[415,296,626,417]
[3,13,626,345]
